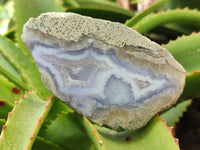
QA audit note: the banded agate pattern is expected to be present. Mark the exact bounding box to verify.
[22,12,185,130]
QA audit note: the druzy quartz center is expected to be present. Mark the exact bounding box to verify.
[22,12,185,130]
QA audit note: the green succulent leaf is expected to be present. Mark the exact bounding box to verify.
[81,115,179,150]
[0,54,19,79]
[0,119,6,134]
[0,100,13,119]
[32,136,65,150]
[159,24,193,36]
[134,8,200,34]
[180,71,200,101]
[63,0,80,7]
[67,0,134,16]
[0,66,28,91]
[163,0,200,10]
[125,0,170,27]
[0,35,51,97]
[160,100,191,126]
[38,97,73,137]
[44,112,94,150]
[66,0,135,23]
[0,75,23,104]
[163,33,200,101]
[0,91,53,150]
[163,32,200,73]
[67,8,133,23]
[14,0,64,53]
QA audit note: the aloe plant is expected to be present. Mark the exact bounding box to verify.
[0,0,199,149]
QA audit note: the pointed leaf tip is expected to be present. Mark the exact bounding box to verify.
[0,91,53,150]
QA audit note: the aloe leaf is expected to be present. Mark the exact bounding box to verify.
[146,25,187,44]
[163,33,200,73]
[125,0,170,27]
[63,0,80,7]
[0,35,51,97]
[80,116,104,150]
[134,9,200,34]
[0,91,53,150]
[32,136,65,150]
[160,100,191,126]
[38,97,72,137]
[4,27,15,41]
[14,0,64,53]
[0,54,19,79]
[180,71,200,101]
[44,112,95,150]
[163,33,200,101]
[0,100,13,119]
[82,115,179,150]
[0,66,28,91]
[0,75,23,104]
[66,0,135,23]
[163,0,200,10]
[155,24,193,37]
[70,0,134,16]
[67,8,133,23]
[0,119,65,150]
[0,119,6,134]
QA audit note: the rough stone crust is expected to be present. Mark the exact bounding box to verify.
[22,12,186,131]
[23,12,185,73]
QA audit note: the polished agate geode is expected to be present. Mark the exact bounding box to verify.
[22,12,185,130]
